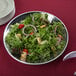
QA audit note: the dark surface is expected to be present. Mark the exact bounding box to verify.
[0,0,76,76]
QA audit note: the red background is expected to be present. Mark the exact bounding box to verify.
[0,0,76,76]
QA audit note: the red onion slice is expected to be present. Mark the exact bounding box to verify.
[22,25,37,36]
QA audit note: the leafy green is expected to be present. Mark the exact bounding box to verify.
[5,13,66,63]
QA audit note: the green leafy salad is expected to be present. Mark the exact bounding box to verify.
[5,13,66,63]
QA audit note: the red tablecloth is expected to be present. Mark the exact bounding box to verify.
[0,0,76,76]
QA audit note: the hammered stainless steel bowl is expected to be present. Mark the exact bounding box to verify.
[3,11,69,65]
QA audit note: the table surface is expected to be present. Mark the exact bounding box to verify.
[0,0,76,76]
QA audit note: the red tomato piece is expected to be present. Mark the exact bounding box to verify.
[29,32,34,35]
[23,49,28,54]
[18,24,24,29]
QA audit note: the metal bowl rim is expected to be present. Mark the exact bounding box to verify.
[3,11,69,65]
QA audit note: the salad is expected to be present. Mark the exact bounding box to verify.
[5,13,66,63]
